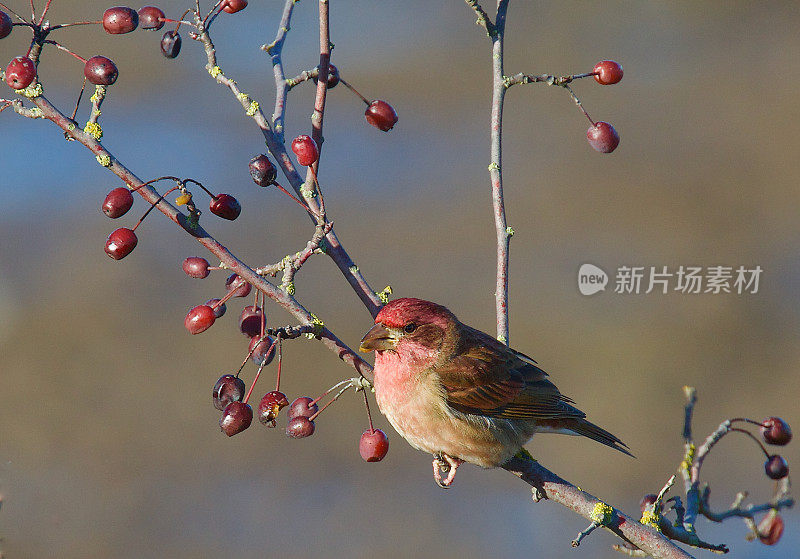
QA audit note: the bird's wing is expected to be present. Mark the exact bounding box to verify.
[437,325,582,420]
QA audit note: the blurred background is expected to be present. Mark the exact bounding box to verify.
[1,1,798,557]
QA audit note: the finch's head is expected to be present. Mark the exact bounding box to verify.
[359,298,458,354]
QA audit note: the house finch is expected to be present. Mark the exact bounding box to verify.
[359,298,632,488]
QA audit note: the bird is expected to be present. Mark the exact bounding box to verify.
[359,297,632,488]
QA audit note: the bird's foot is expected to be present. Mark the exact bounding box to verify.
[432,453,464,489]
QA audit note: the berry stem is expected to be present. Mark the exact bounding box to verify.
[183,178,217,199]
[730,427,771,459]
[39,0,52,23]
[338,77,369,106]
[563,83,594,126]
[242,337,279,404]
[362,387,375,431]
[48,21,103,30]
[171,9,193,33]
[275,334,282,391]
[274,181,317,215]
[43,40,88,63]
[69,77,87,121]
[131,186,180,232]
[203,1,224,26]
[0,2,29,23]
[731,418,768,428]
[308,381,353,421]
[29,0,35,23]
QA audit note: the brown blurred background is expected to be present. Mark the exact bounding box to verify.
[1,1,798,557]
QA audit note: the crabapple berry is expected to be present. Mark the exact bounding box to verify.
[138,6,165,30]
[761,417,792,446]
[84,56,118,86]
[222,0,248,14]
[213,374,246,411]
[220,401,252,436]
[0,11,12,39]
[764,455,789,480]
[757,511,784,546]
[205,298,227,318]
[258,390,289,426]
[365,100,398,132]
[225,274,251,298]
[312,63,339,89]
[249,336,275,366]
[184,304,216,334]
[102,187,134,218]
[587,121,619,153]
[5,57,36,90]
[291,135,319,167]
[160,30,181,58]
[287,397,318,420]
[249,154,277,186]
[359,429,389,462]
[286,416,315,438]
[593,60,623,85]
[209,194,241,220]
[104,227,138,259]
[182,257,210,278]
[102,7,139,34]
[239,305,264,337]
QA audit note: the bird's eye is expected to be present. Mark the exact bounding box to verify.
[403,323,417,334]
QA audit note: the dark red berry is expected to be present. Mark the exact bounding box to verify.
[593,60,623,85]
[312,63,339,89]
[222,0,248,14]
[286,416,315,438]
[764,455,789,479]
[102,7,139,34]
[220,401,252,436]
[205,298,227,318]
[209,194,241,220]
[587,121,619,153]
[291,135,319,167]
[138,6,165,30]
[104,227,137,259]
[102,187,134,218]
[287,397,318,420]
[184,304,216,334]
[239,305,264,337]
[84,56,118,86]
[639,494,659,513]
[757,511,784,546]
[182,256,210,279]
[359,428,389,462]
[258,390,289,426]
[365,100,398,132]
[0,11,13,40]
[761,417,792,446]
[5,56,36,90]
[160,30,181,59]
[249,154,277,186]
[249,336,275,366]
[213,374,246,411]
[225,273,251,298]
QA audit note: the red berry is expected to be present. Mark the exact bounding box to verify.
[249,335,275,366]
[182,256,210,279]
[102,187,134,218]
[359,428,389,462]
[593,60,623,85]
[639,494,659,513]
[138,6,165,30]
[104,227,137,259]
[312,63,339,89]
[184,304,216,334]
[258,390,289,426]
[757,511,784,546]
[84,56,118,86]
[222,0,248,14]
[213,374,246,411]
[365,100,398,132]
[5,56,36,90]
[209,194,241,220]
[249,154,277,186]
[0,11,12,39]
[102,7,139,34]
[761,417,792,446]
[220,401,252,436]
[291,135,319,167]
[225,273,251,298]
[287,397,318,420]
[587,121,620,153]
[764,455,789,479]
[286,416,315,438]
[239,305,264,337]
[205,298,227,318]
[160,30,181,59]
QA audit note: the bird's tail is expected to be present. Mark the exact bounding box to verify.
[564,418,634,457]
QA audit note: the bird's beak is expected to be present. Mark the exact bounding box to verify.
[359,323,398,352]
